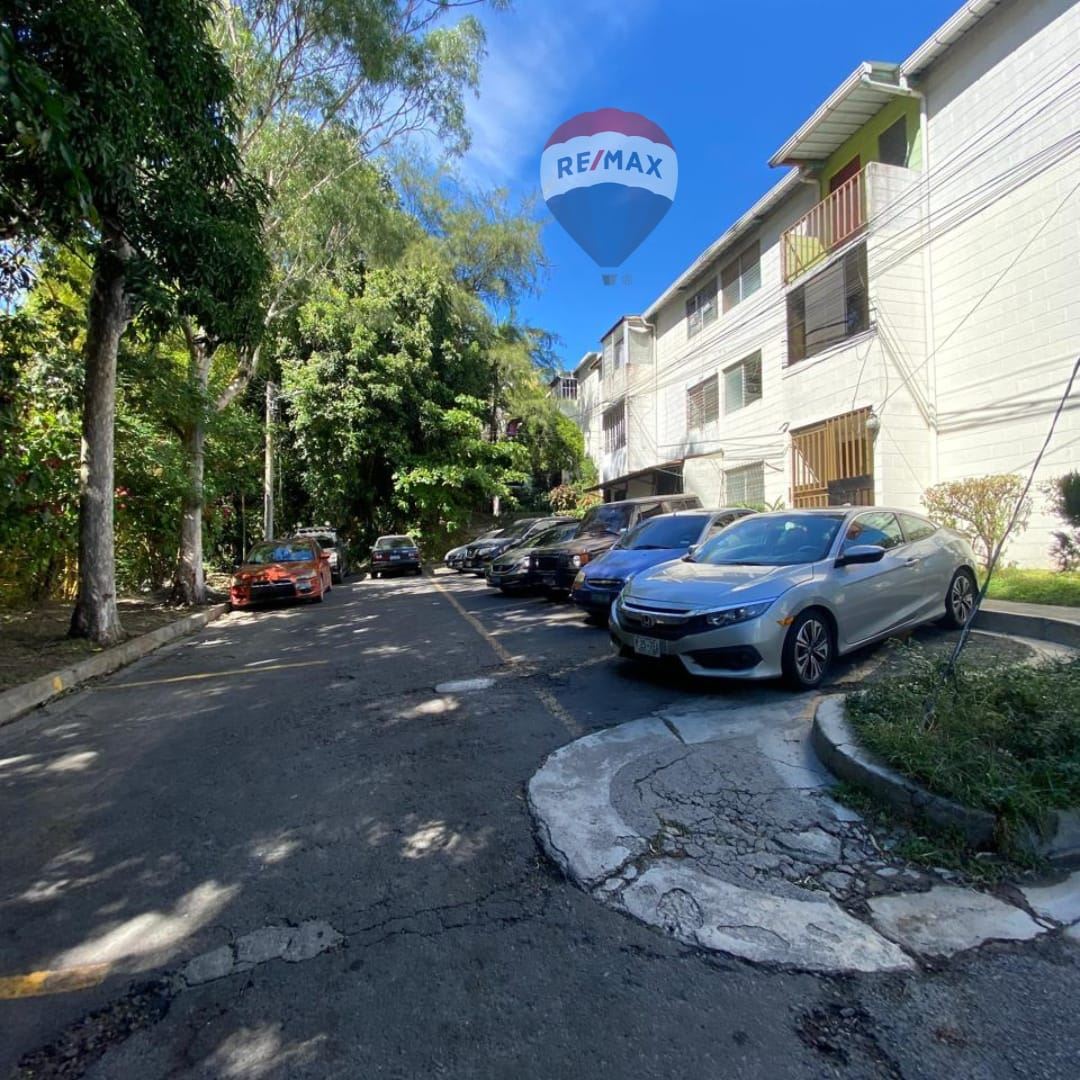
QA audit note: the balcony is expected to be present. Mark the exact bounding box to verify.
[782,168,867,284]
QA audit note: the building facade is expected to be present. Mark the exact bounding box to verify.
[575,0,1079,566]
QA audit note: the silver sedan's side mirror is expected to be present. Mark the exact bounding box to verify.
[836,544,886,567]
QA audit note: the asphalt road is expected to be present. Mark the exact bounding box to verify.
[1,570,1077,1079]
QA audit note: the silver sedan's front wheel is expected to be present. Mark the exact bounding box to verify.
[942,568,977,629]
[782,609,833,689]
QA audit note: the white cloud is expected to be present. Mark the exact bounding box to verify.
[460,1,655,187]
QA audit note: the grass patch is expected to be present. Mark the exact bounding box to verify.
[983,567,1080,608]
[846,649,1080,854]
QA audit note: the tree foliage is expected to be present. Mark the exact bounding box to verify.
[922,474,1032,569]
[281,265,530,546]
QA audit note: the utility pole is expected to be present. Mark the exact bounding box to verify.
[263,380,276,540]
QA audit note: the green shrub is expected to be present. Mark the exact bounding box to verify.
[922,473,1030,569]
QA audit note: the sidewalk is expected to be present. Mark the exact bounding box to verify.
[528,694,1080,973]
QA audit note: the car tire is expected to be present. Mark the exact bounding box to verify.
[584,611,607,626]
[371,570,380,579]
[941,567,978,629]
[332,572,342,585]
[781,608,834,690]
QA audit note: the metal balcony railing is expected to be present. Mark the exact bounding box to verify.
[782,168,867,284]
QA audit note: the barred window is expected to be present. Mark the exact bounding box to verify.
[721,241,761,313]
[724,351,763,413]
[686,374,720,431]
[685,278,718,338]
[603,401,626,453]
[725,462,765,506]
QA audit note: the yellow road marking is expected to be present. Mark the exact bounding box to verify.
[430,577,584,736]
[99,659,328,690]
[0,964,110,1000]
[430,578,515,664]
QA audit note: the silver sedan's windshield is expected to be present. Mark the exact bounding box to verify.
[693,513,845,567]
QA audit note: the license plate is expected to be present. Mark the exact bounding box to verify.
[634,635,662,658]
[391,553,401,560]
[541,573,556,586]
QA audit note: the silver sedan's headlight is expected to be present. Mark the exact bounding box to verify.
[705,600,776,627]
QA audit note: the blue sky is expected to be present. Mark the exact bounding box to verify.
[458,0,960,369]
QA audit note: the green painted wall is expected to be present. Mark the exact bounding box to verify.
[819,95,922,198]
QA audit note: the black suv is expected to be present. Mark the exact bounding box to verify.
[529,494,703,596]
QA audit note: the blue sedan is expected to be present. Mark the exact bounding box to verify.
[571,508,752,623]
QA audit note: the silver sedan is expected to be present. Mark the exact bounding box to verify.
[609,508,978,689]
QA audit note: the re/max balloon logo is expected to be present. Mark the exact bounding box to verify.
[541,108,677,268]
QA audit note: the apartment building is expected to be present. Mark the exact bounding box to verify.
[575,0,1079,565]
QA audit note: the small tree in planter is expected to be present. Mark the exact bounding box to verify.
[922,474,1031,569]
[1047,471,1080,570]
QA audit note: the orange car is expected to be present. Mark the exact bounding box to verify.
[229,538,333,608]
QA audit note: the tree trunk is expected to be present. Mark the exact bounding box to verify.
[69,229,132,645]
[172,330,214,606]
[173,419,207,604]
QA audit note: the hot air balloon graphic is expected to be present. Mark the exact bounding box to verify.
[540,108,677,268]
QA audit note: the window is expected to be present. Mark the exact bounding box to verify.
[724,351,763,413]
[602,401,626,453]
[787,243,869,364]
[613,330,626,370]
[706,511,745,539]
[685,278,717,338]
[686,374,719,431]
[721,241,761,313]
[842,511,903,551]
[558,377,578,400]
[724,462,765,506]
[602,335,613,379]
[878,117,907,168]
[899,513,937,542]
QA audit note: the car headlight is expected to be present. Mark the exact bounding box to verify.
[573,570,585,588]
[231,575,244,587]
[705,600,775,627]
[570,552,590,569]
[296,571,318,582]
[517,556,531,570]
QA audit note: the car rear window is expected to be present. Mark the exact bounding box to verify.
[246,542,316,564]
[579,504,634,536]
[619,514,709,550]
[376,537,415,549]
[313,535,336,548]
[900,514,938,542]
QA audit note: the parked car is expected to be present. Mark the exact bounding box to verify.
[293,526,349,583]
[371,535,422,577]
[571,508,753,623]
[445,528,506,572]
[460,516,575,574]
[528,494,703,597]
[230,537,333,608]
[610,507,978,689]
[486,521,582,593]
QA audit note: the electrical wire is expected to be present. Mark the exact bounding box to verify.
[943,352,1080,679]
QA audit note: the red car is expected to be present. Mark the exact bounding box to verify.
[230,538,333,608]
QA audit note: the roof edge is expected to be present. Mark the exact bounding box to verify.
[642,169,803,321]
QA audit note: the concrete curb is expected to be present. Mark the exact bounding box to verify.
[811,696,997,846]
[812,696,1080,865]
[0,603,229,728]
[975,604,1080,650]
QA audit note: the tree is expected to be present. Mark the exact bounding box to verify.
[922,474,1032,569]
[281,265,527,543]
[1046,472,1080,571]
[161,0,500,605]
[2,1,268,642]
